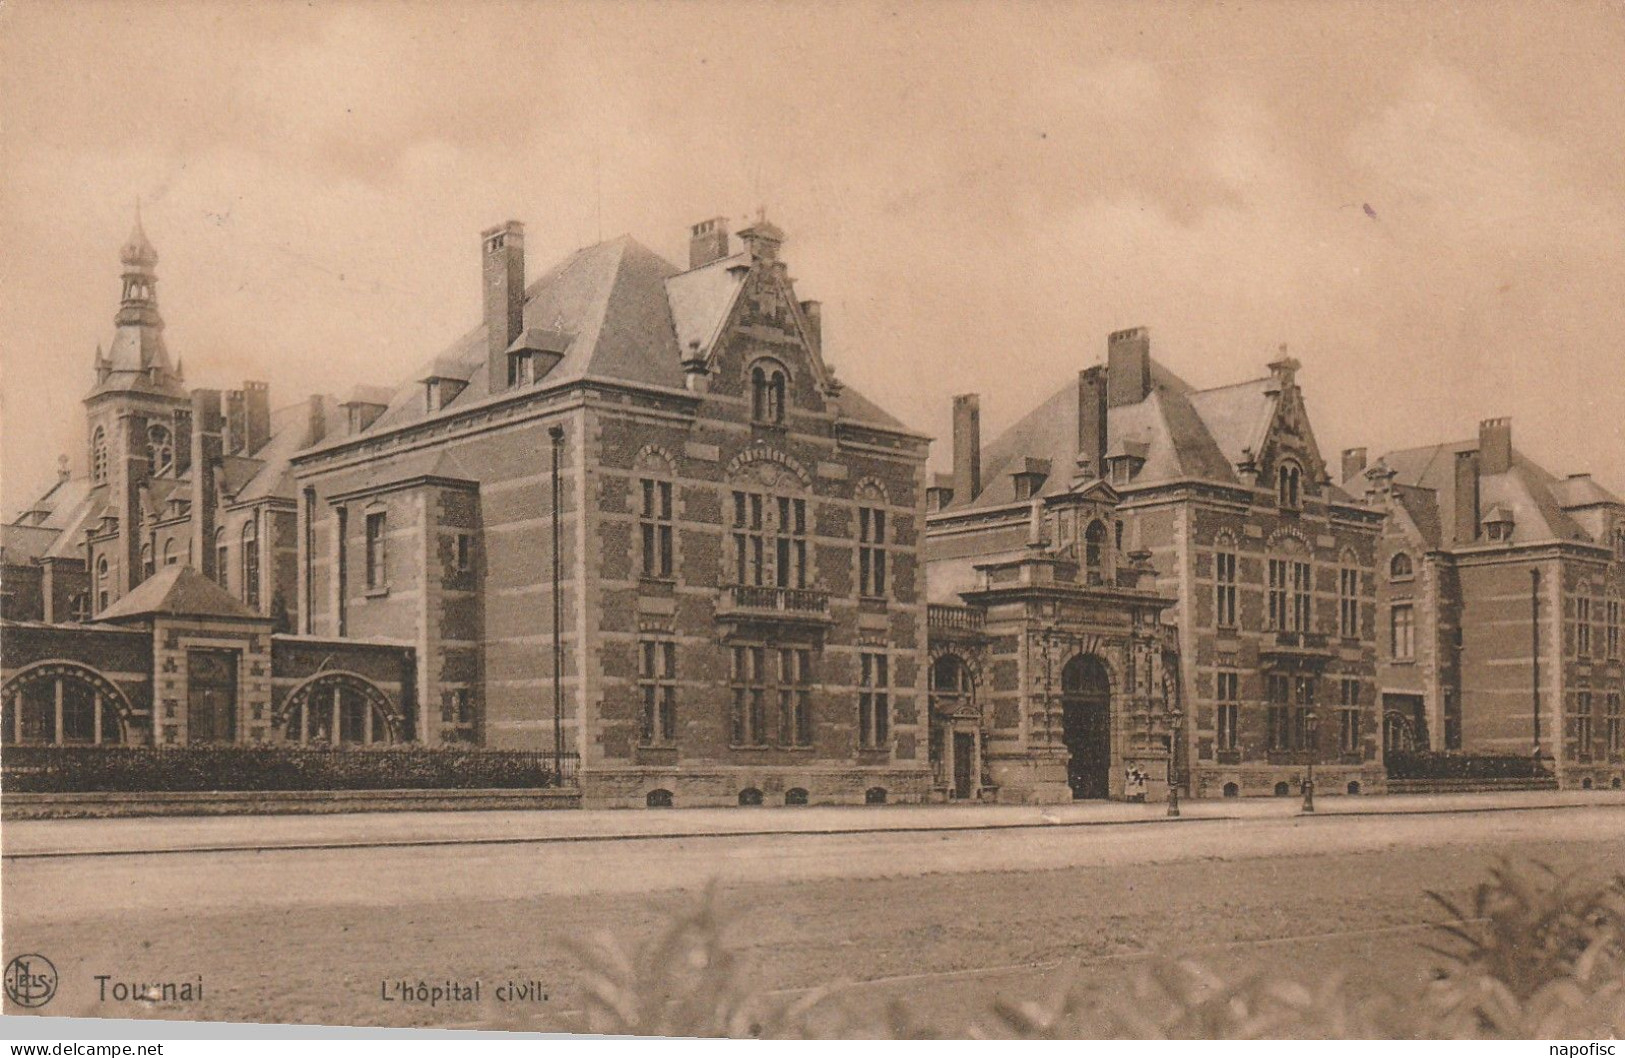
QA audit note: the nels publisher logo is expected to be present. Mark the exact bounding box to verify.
[5,954,59,1009]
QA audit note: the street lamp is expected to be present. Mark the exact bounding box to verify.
[1166,706,1184,817]
[1302,707,1319,813]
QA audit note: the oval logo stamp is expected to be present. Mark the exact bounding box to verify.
[5,954,59,1009]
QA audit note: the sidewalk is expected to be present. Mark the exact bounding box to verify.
[5,788,1623,858]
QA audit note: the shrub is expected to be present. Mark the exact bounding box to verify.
[1385,752,1550,781]
[0,744,575,792]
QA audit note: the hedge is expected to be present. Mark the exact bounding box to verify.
[1385,750,1551,781]
[0,744,578,793]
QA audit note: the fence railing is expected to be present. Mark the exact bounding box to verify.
[0,744,579,794]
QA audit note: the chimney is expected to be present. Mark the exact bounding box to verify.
[244,381,271,455]
[1341,447,1367,483]
[223,389,246,455]
[1479,417,1512,475]
[1107,327,1152,408]
[306,394,328,447]
[688,217,730,270]
[483,221,526,395]
[191,389,223,580]
[952,394,982,504]
[800,300,822,356]
[1454,449,1481,545]
[1076,366,1108,480]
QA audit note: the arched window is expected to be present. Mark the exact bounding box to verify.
[646,788,674,808]
[1276,461,1302,509]
[95,556,110,611]
[1390,552,1414,579]
[241,519,260,610]
[214,527,228,589]
[281,673,399,745]
[91,427,108,484]
[1084,519,1108,581]
[2,664,130,745]
[140,542,153,580]
[162,539,176,566]
[785,787,809,806]
[750,360,787,424]
[146,423,173,476]
[738,787,764,807]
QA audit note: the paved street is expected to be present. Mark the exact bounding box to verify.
[3,798,1623,1032]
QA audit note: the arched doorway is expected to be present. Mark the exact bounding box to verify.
[1061,654,1112,799]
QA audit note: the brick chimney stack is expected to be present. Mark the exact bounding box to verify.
[1342,447,1368,483]
[1454,449,1481,544]
[191,390,223,581]
[244,381,271,455]
[483,221,526,395]
[688,217,730,270]
[1107,327,1152,408]
[1076,366,1108,480]
[952,394,982,504]
[1479,417,1513,475]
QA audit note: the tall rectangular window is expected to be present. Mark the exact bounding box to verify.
[640,479,674,579]
[639,640,677,744]
[1291,561,1312,633]
[334,507,348,636]
[732,491,766,586]
[730,645,767,745]
[1607,599,1620,660]
[1339,678,1361,754]
[1267,559,1288,631]
[1577,597,1592,657]
[1607,693,1622,756]
[364,511,387,590]
[859,652,890,749]
[859,507,888,597]
[1266,673,1292,751]
[1215,552,1238,629]
[1390,604,1415,660]
[1294,676,1316,750]
[775,496,807,589]
[777,648,813,747]
[302,487,316,634]
[1339,567,1360,639]
[1215,670,1239,751]
[1576,691,1593,756]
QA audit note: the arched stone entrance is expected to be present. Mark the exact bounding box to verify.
[1,661,135,745]
[1061,654,1112,799]
[276,672,402,745]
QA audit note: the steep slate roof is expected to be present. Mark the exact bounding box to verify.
[1549,474,1623,509]
[951,359,1282,512]
[1347,440,1596,549]
[338,234,909,445]
[94,564,261,622]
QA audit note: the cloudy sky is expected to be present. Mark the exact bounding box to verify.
[2,1,1621,513]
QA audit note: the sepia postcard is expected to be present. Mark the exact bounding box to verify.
[2,0,1623,1047]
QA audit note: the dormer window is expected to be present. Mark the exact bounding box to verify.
[751,360,787,424]
[1011,458,1051,502]
[508,351,540,388]
[1483,505,1515,542]
[1104,440,1147,486]
[1277,461,1302,510]
[1084,519,1108,583]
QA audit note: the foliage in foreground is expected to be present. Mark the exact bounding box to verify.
[566,861,1625,1039]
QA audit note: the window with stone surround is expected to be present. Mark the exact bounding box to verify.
[214,527,228,590]
[241,518,260,610]
[1608,597,1621,660]
[859,651,890,749]
[1268,557,1312,633]
[1268,559,1288,631]
[1216,670,1239,751]
[750,359,787,425]
[1390,604,1415,661]
[1390,552,1414,580]
[859,505,888,597]
[1215,550,1238,629]
[1576,691,1593,757]
[777,648,813,747]
[730,644,767,746]
[1291,560,1312,633]
[1266,673,1292,751]
[1607,693,1622,757]
[639,639,677,745]
[1577,594,1593,657]
[1276,461,1302,510]
[1339,679,1361,754]
[365,511,387,591]
[640,479,674,579]
[91,427,108,484]
[732,490,807,589]
[1339,566,1360,639]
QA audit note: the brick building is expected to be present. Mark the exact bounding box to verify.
[1344,419,1625,789]
[925,331,1386,801]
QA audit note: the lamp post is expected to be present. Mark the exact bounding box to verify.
[1166,706,1183,817]
[1302,707,1319,813]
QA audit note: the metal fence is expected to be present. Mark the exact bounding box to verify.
[1,744,580,793]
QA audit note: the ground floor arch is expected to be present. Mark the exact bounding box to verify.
[1,661,135,745]
[277,671,402,745]
[1061,653,1112,799]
